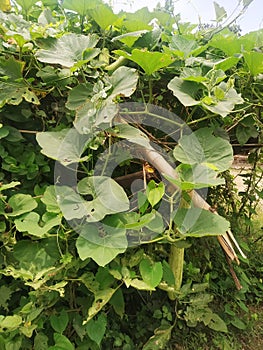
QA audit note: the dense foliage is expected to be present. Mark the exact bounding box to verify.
[0,0,262,349]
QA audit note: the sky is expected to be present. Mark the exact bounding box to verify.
[106,0,262,34]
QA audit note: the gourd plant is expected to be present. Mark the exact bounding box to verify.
[0,0,262,348]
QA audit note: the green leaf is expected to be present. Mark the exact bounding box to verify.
[0,126,9,139]
[14,212,61,237]
[86,313,107,346]
[162,260,175,286]
[210,33,242,56]
[63,0,99,16]
[167,77,200,106]
[173,208,230,237]
[34,333,49,350]
[205,81,243,117]
[213,1,227,22]
[89,4,119,30]
[243,51,263,76]
[208,313,228,332]
[112,30,149,47]
[173,128,233,172]
[77,176,129,220]
[0,315,22,331]
[66,83,93,111]
[85,287,118,323]
[106,66,139,102]
[16,0,38,13]
[76,223,127,266]
[169,35,200,58]
[236,116,259,145]
[142,325,173,350]
[230,317,247,330]
[111,123,152,149]
[0,285,12,311]
[35,33,100,68]
[13,238,60,276]
[214,56,240,71]
[36,129,91,165]
[109,288,125,317]
[165,164,225,190]
[0,57,39,108]
[0,181,20,191]
[41,186,61,213]
[7,194,37,217]
[139,259,163,288]
[114,49,174,75]
[146,181,165,207]
[49,333,74,350]
[50,310,69,334]
[129,278,155,291]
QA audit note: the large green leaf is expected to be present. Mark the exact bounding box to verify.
[107,66,139,102]
[78,176,130,217]
[55,186,94,221]
[89,4,120,30]
[66,83,93,111]
[62,0,99,16]
[165,164,225,191]
[173,127,233,172]
[114,49,174,75]
[111,124,152,149]
[7,194,37,217]
[76,223,127,266]
[13,238,60,276]
[16,0,38,13]
[169,35,201,58]
[243,51,263,76]
[204,82,244,117]
[35,33,100,68]
[112,30,149,47]
[173,208,230,236]
[14,212,61,237]
[208,313,228,332]
[209,33,242,55]
[36,129,91,165]
[0,57,39,107]
[167,77,200,106]
[0,315,23,331]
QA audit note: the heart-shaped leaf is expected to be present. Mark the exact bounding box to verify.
[114,49,174,75]
[173,208,230,237]
[76,223,127,266]
[173,127,233,172]
[35,33,100,68]
[139,259,163,288]
[86,313,107,346]
[7,194,37,217]
[36,129,91,165]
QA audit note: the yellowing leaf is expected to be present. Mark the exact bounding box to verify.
[0,0,11,12]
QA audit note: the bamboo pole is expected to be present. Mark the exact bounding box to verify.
[138,147,247,264]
